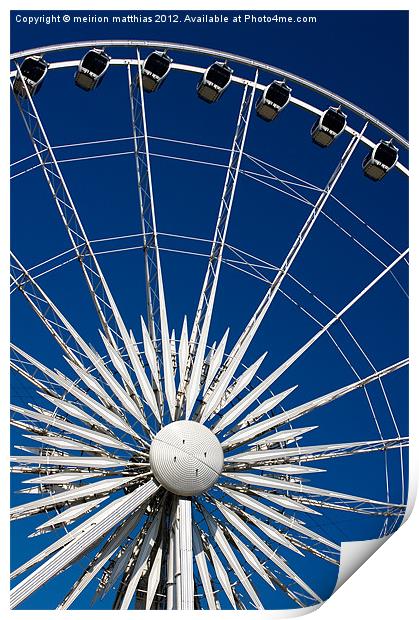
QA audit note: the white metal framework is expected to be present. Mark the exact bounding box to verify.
[10,40,408,610]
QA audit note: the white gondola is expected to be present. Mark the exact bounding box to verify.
[197,62,233,103]
[13,56,48,98]
[140,51,172,93]
[362,140,399,181]
[255,80,292,121]
[74,49,111,91]
[311,106,347,147]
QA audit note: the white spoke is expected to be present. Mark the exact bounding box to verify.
[140,316,160,387]
[11,454,129,470]
[11,253,88,366]
[159,279,177,419]
[179,76,259,419]
[201,505,263,609]
[10,256,154,435]
[56,361,146,432]
[11,256,128,411]
[178,317,189,385]
[10,478,159,607]
[145,537,164,609]
[226,437,408,465]
[222,359,407,450]
[64,357,123,411]
[58,509,145,609]
[242,155,408,297]
[84,283,161,426]
[214,500,322,603]
[212,386,297,435]
[166,501,176,609]
[192,524,217,610]
[243,464,325,475]
[11,475,139,520]
[217,489,338,551]
[35,498,107,535]
[20,432,107,454]
[99,334,141,398]
[260,249,409,387]
[250,490,321,515]
[204,328,229,393]
[223,473,404,508]
[97,538,138,603]
[10,356,59,399]
[128,54,162,358]
[11,404,134,452]
[248,425,317,447]
[12,343,149,434]
[226,528,275,588]
[207,540,236,608]
[23,471,105,485]
[120,508,163,609]
[197,126,369,421]
[12,68,124,349]
[215,352,267,414]
[40,393,127,437]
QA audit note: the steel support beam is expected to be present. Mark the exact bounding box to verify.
[10,479,159,609]
[12,64,122,350]
[11,253,89,366]
[175,74,259,419]
[198,124,369,423]
[128,53,162,352]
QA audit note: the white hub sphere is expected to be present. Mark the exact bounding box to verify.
[149,420,224,496]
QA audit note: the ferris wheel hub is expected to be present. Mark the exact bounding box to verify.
[149,420,224,496]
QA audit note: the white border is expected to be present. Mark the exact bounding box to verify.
[2,2,417,619]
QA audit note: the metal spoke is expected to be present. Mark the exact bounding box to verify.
[57,509,145,609]
[210,246,408,441]
[10,479,159,608]
[222,359,407,450]
[197,125,369,423]
[127,52,163,386]
[11,342,150,437]
[226,437,409,465]
[206,538,237,608]
[11,253,89,366]
[12,66,124,350]
[10,253,165,436]
[222,475,404,510]
[176,74,259,419]
[192,523,217,610]
[201,503,263,609]
[120,506,163,609]
[216,488,338,551]
[212,499,322,603]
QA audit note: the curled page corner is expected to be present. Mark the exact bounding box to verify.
[333,535,390,593]
[334,487,415,596]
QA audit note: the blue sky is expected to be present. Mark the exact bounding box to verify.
[10,10,408,610]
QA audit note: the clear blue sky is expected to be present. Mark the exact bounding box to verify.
[10,10,409,610]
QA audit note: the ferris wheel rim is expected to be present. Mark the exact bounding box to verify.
[10,39,409,150]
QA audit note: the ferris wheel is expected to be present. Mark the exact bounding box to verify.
[10,40,409,610]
